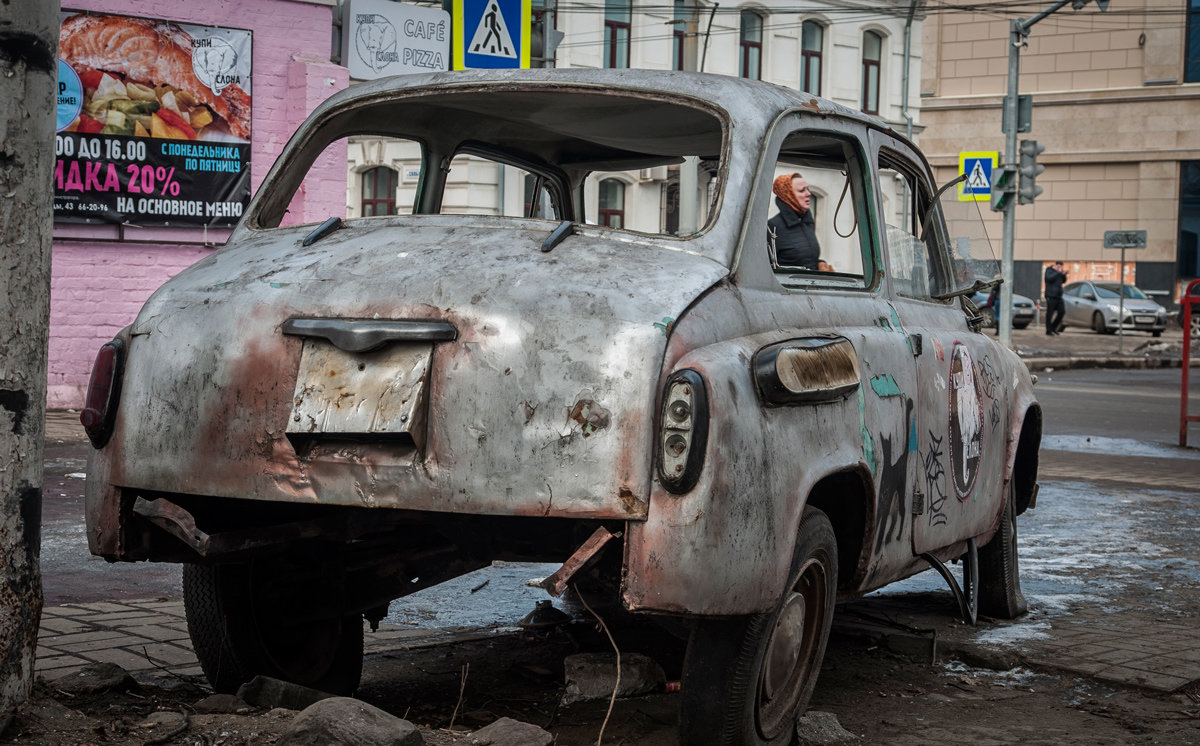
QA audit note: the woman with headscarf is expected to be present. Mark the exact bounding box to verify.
[768,172,824,270]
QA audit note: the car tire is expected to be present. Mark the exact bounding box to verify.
[1091,312,1110,335]
[1152,330,1163,338]
[183,562,364,695]
[678,507,837,746]
[977,483,1028,619]
[1013,320,1030,330]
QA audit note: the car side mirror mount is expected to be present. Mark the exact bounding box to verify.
[1083,293,1095,301]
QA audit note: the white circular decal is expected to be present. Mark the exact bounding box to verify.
[948,343,983,500]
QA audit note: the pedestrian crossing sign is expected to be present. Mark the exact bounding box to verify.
[453,0,531,70]
[958,152,998,202]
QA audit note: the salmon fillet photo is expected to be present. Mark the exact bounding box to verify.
[59,13,251,141]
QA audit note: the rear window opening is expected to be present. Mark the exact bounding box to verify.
[258,85,727,239]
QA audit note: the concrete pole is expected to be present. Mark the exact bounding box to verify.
[0,0,58,732]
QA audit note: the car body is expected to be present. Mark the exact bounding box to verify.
[971,289,1035,330]
[82,69,1041,744]
[1061,280,1166,336]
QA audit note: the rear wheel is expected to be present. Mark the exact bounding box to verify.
[977,483,1027,619]
[183,561,364,695]
[678,507,837,746]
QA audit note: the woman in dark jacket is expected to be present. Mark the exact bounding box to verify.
[768,172,823,270]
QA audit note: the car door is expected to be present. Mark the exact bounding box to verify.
[1062,283,1084,326]
[872,134,1010,557]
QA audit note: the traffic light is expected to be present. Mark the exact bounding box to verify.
[990,164,1016,213]
[1018,140,1045,205]
[530,13,564,68]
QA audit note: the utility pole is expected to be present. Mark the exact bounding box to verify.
[996,0,1107,347]
[0,0,58,733]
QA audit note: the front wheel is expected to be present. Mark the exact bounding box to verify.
[678,507,837,746]
[1091,311,1108,334]
[977,483,1028,619]
[183,561,364,695]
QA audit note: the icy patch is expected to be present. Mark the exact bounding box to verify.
[67,472,86,479]
[974,621,1052,646]
[941,661,1047,687]
[1041,435,1200,461]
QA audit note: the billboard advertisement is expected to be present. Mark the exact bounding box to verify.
[54,11,252,227]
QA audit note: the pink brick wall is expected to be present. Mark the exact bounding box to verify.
[50,0,348,408]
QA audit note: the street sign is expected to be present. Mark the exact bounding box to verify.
[453,0,531,70]
[1103,230,1147,249]
[343,0,450,78]
[959,152,998,202]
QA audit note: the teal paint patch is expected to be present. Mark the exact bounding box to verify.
[870,374,902,398]
[653,317,675,336]
[260,279,289,288]
[857,388,876,476]
[908,417,918,452]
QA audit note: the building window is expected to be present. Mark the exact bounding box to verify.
[739,10,763,80]
[801,21,822,95]
[861,30,881,114]
[361,166,397,216]
[598,179,625,227]
[1189,0,1200,82]
[673,0,688,71]
[1180,161,1200,278]
[605,0,631,69]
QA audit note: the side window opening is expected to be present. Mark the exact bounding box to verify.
[878,150,934,299]
[769,131,873,289]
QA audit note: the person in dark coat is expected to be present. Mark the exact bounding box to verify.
[768,172,823,270]
[1044,260,1067,335]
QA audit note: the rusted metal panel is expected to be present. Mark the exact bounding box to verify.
[287,340,432,437]
[539,526,620,597]
[105,227,728,520]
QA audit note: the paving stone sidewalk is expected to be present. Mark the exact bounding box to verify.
[36,599,516,684]
[836,594,1200,694]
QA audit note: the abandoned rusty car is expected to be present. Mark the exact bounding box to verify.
[82,69,1041,745]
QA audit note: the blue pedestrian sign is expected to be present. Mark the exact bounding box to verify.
[958,152,998,202]
[453,0,531,69]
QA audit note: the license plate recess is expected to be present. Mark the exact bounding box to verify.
[287,340,432,441]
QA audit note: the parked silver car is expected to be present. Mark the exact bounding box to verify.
[81,69,1042,745]
[1061,281,1166,336]
[971,289,1035,330]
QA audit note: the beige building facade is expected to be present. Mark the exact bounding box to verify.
[920,0,1200,307]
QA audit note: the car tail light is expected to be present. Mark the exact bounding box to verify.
[80,338,125,449]
[658,369,708,494]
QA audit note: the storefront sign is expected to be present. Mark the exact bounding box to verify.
[344,0,450,78]
[54,11,253,227]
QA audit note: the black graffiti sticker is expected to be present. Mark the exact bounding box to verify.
[975,353,1004,431]
[923,431,948,527]
[948,343,983,501]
